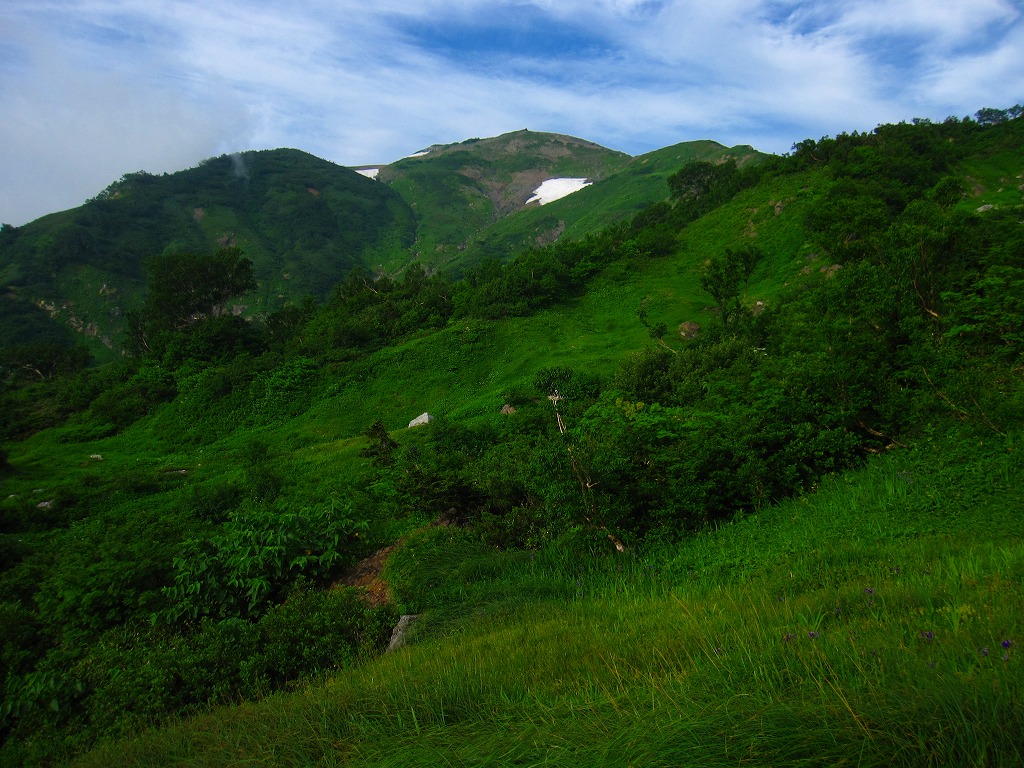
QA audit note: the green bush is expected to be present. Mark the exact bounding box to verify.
[70,587,395,740]
[163,500,367,621]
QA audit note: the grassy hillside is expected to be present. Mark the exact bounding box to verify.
[1,110,1022,766]
[450,139,765,272]
[375,130,632,272]
[69,429,1024,767]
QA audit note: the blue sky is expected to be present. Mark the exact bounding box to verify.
[2,0,1022,225]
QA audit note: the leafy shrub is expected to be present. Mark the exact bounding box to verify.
[163,500,367,621]
[57,588,396,742]
[88,364,176,429]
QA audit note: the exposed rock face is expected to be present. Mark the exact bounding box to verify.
[387,614,420,651]
[408,412,434,428]
[678,321,702,340]
[500,404,517,415]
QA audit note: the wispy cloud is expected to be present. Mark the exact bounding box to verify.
[1,0,1021,224]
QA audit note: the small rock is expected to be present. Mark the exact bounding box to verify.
[387,614,420,651]
[408,412,434,428]
[678,321,702,340]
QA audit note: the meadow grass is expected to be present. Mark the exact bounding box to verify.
[70,430,1024,767]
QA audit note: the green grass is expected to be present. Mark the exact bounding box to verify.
[67,430,1024,767]
[958,147,1024,211]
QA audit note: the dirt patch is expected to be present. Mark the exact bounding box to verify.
[335,514,457,607]
[336,543,399,607]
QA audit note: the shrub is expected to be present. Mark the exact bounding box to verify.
[163,500,367,621]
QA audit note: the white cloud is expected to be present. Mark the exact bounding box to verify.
[1,0,1022,224]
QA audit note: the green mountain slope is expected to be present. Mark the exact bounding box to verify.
[1,110,1022,767]
[0,149,416,352]
[370,130,632,271]
[1,131,764,355]
[450,139,765,271]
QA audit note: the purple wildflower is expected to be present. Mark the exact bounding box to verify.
[1002,640,1014,649]
[864,587,874,595]
[808,631,820,640]
[980,647,990,657]
[920,631,934,642]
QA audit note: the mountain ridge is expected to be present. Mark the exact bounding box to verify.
[0,130,764,353]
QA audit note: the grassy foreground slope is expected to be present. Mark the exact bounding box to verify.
[73,428,1023,767]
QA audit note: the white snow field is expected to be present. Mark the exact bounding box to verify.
[526,177,591,205]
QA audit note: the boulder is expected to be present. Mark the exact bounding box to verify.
[408,412,434,428]
[387,614,420,651]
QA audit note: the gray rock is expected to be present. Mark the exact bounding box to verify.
[387,614,420,651]
[408,412,434,428]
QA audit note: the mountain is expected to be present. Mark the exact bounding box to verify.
[0,131,762,354]
[447,138,763,272]
[363,130,632,271]
[0,149,416,352]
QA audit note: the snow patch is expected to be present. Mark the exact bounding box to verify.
[527,178,591,205]
[355,167,380,179]
[406,150,430,158]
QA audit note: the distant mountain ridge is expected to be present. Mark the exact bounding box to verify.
[352,130,763,273]
[0,131,765,353]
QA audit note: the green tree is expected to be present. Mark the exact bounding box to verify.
[360,419,399,467]
[700,245,764,327]
[143,247,256,333]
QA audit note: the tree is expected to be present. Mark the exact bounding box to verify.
[668,160,737,205]
[700,246,762,327]
[360,419,399,467]
[143,247,256,333]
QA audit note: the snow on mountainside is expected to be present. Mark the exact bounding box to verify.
[526,177,592,205]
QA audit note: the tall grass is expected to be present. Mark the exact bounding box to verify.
[72,431,1024,767]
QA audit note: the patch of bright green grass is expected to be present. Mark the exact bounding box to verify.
[69,430,1024,767]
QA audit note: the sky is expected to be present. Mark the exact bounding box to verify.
[2,0,1022,225]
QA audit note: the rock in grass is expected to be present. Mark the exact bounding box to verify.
[408,412,434,428]
[387,614,420,651]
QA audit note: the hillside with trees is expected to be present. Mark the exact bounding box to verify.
[0,108,1022,766]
